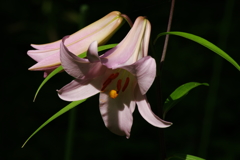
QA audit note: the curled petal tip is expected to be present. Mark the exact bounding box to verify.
[87,41,100,63]
[62,35,70,42]
[121,14,133,27]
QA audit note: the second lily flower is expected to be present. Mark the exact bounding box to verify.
[28,11,124,77]
[58,16,172,138]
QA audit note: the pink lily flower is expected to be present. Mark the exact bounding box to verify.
[57,17,172,138]
[27,11,124,77]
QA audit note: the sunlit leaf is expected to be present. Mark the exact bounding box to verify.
[154,31,240,71]
[33,43,117,101]
[163,82,209,118]
[167,154,205,160]
[22,99,87,148]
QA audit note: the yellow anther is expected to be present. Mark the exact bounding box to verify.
[109,90,118,99]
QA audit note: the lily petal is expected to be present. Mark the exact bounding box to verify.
[58,76,102,101]
[135,86,172,128]
[60,37,106,79]
[99,70,137,137]
[101,17,151,69]
[87,41,100,63]
[142,18,151,58]
[121,56,156,95]
[27,49,56,62]
[99,91,134,138]
[31,11,122,50]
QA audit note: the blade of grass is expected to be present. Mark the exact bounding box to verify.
[154,31,240,71]
[22,99,87,148]
[163,82,209,118]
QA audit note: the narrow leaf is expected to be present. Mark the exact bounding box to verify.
[167,154,205,160]
[33,43,118,101]
[163,82,208,118]
[22,99,87,148]
[33,66,63,101]
[154,31,240,71]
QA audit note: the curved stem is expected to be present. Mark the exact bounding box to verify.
[159,0,175,72]
[157,1,175,160]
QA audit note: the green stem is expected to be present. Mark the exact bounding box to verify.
[64,5,89,160]
[157,1,175,160]
[198,0,235,158]
[64,107,77,160]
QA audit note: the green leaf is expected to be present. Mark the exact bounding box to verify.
[33,66,63,101]
[154,31,240,71]
[163,82,209,118]
[33,43,118,101]
[22,99,87,148]
[167,154,205,160]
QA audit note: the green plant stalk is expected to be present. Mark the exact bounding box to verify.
[64,4,89,160]
[198,0,235,158]
[157,1,175,160]
[64,107,77,160]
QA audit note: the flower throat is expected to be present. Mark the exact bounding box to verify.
[101,72,130,99]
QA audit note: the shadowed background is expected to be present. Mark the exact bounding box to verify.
[2,0,240,159]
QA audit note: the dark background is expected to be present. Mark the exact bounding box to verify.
[2,0,240,159]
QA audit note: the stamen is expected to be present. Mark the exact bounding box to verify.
[101,80,111,91]
[122,77,130,92]
[111,72,119,79]
[101,72,119,91]
[109,90,118,99]
[117,79,122,91]
[103,74,113,86]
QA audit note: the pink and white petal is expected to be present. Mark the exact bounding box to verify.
[27,48,58,62]
[60,37,106,80]
[87,41,100,63]
[29,64,60,72]
[58,76,102,101]
[59,36,93,78]
[31,42,60,50]
[141,20,151,58]
[31,11,122,50]
[120,75,137,113]
[99,91,134,138]
[135,86,172,128]
[101,17,148,69]
[99,73,137,138]
[121,56,156,95]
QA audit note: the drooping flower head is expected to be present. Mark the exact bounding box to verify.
[58,16,172,138]
[27,11,124,77]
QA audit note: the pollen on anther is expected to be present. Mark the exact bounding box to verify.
[101,72,120,91]
[109,90,118,99]
[111,72,119,79]
[117,79,122,91]
[122,77,130,92]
